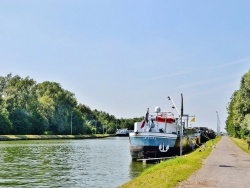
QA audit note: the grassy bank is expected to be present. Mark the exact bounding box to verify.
[230,137,250,154]
[0,134,110,141]
[121,137,221,188]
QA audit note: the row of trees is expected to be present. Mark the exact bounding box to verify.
[226,70,250,139]
[0,74,142,135]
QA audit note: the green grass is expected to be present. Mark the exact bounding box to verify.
[120,137,221,188]
[230,137,250,154]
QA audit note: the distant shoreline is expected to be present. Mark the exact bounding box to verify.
[0,134,113,141]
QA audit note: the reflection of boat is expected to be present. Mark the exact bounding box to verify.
[129,160,154,179]
[129,96,195,160]
[116,128,133,137]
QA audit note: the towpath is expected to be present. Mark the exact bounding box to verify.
[177,136,250,188]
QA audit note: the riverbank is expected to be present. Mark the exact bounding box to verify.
[121,137,221,188]
[177,136,250,187]
[0,134,111,141]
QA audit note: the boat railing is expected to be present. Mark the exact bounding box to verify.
[150,111,174,118]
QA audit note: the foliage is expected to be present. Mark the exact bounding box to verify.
[9,108,32,134]
[0,96,12,134]
[30,111,47,135]
[226,70,250,139]
[0,112,12,134]
[0,73,141,135]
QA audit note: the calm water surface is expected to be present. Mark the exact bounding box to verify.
[0,137,153,187]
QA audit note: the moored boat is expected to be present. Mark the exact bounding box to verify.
[193,127,216,143]
[184,127,201,148]
[116,128,133,137]
[129,96,195,160]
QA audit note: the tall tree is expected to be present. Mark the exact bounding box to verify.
[0,96,12,134]
[226,70,250,139]
[9,108,31,134]
[34,81,77,134]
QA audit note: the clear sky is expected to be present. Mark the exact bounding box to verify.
[0,0,249,132]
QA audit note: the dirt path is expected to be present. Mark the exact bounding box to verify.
[177,136,250,188]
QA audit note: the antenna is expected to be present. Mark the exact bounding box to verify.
[167,96,180,116]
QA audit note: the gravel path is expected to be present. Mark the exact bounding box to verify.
[177,136,250,188]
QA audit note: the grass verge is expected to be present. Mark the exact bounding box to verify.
[120,137,221,188]
[230,137,250,154]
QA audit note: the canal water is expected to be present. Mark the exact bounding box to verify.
[0,137,153,188]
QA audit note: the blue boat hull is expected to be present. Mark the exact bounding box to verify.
[129,132,190,159]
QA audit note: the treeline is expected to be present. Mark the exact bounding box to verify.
[0,74,142,135]
[226,70,250,139]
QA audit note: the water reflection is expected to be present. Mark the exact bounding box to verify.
[129,160,153,179]
[0,140,73,187]
[0,138,154,188]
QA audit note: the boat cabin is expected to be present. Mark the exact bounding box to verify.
[134,112,180,134]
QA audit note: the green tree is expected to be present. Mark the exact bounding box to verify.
[3,75,36,112]
[226,70,250,139]
[0,113,12,134]
[9,108,31,134]
[0,98,12,134]
[77,104,96,120]
[0,73,142,135]
[64,109,87,135]
[34,81,77,134]
[30,111,47,134]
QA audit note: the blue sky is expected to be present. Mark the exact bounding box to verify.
[0,0,250,132]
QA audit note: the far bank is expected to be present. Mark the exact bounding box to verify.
[0,134,112,141]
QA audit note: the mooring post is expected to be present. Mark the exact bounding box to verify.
[212,139,215,148]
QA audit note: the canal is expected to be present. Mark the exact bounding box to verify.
[0,137,153,187]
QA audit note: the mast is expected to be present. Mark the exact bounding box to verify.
[168,95,183,156]
[167,96,180,116]
[180,93,183,156]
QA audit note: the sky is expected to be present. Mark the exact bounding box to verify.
[0,0,250,132]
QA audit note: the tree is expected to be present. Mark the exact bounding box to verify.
[9,108,31,134]
[3,75,36,112]
[77,104,95,120]
[30,111,47,134]
[0,113,12,134]
[226,70,250,139]
[0,73,142,135]
[0,79,12,134]
[63,109,86,135]
[34,81,77,134]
